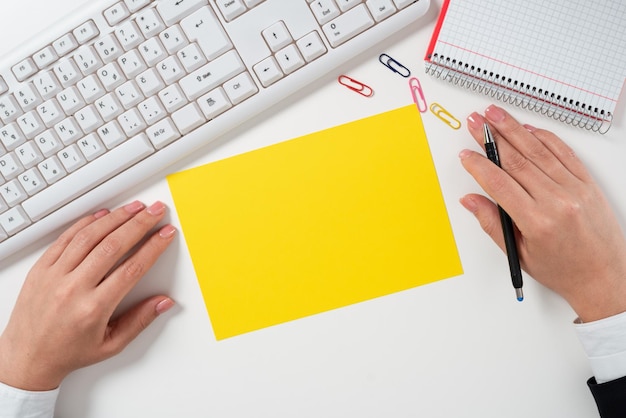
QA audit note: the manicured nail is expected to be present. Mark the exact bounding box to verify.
[460,196,478,213]
[124,201,145,214]
[467,112,482,129]
[523,124,537,132]
[485,105,505,123]
[458,149,473,160]
[94,209,109,219]
[147,201,166,216]
[155,298,175,315]
[159,224,177,238]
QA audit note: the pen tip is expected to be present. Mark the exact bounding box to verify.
[515,288,524,302]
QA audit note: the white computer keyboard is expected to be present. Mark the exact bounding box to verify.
[0,0,430,261]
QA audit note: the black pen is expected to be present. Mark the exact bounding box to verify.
[483,123,524,301]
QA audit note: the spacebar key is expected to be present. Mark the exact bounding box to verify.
[23,134,155,222]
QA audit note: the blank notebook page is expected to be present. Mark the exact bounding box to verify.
[425,0,626,126]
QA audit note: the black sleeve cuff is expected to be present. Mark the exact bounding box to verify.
[588,375,626,418]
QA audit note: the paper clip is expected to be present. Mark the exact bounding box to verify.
[378,53,411,78]
[337,75,374,97]
[409,77,427,113]
[429,102,461,130]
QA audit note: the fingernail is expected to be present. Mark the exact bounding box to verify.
[485,105,505,123]
[156,298,175,315]
[467,112,482,129]
[460,196,478,213]
[124,201,145,214]
[147,201,166,216]
[94,209,109,219]
[159,224,177,238]
[458,149,473,160]
[523,123,537,132]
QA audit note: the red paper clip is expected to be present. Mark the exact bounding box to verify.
[338,75,374,97]
[409,77,427,113]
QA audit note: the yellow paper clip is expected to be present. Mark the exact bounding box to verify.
[409,77,427,113]
[430,103,461,130]
[338,75,374,97]
[379,53,411,78]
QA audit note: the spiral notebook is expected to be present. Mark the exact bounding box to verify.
[424,0,626,133]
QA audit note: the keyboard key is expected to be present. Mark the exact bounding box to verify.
[124,0,152,13]
[322,4,375,47]
[98,120,127,149]
[115,80,144,109]
[32,46,59,69]
[0,179,28,206]
[18,168,47,196]
[138,97,166,124]
[253,56,284,87]
[58,144,86,172]
[17,112,45,139]
[0,96,21,123]
[53,58,81,87]
[310,0,341,25]
[177,43,206,72]
[139,38,167,66]
[37,99,65,128]
[32,71,62,100]
[118,50,148,78]
[104,2,131,26]
[0,77,7,94]
[33,130,63,157]
[0,123,26,150]
[0,206,30,236]
[12,58,38,82]
[54,117,83,145]
[156,56,185,84]
[97,63,126,91]
[77,75,106,103]
[24,134,154,221]
[157,0,208,25]
[136,8,165,38]
[14,84,42,112]
[366,0,396,21]
[276,44,306,74]
[118,108,147,136]
[75,105,104,133]
[159,25,188,54]
[171,102,205,134]
[181,7,232,61]
[135,68,164,96]
[179,50,245,100]
[57,86,86,114]
[145,117,181,149]
[116,21,144,51]
[214,0,247,22]
[95,35,124,63]
[73,20,100,44]
[52,33,79,56]
[77,133,106,161]
[262,21,292,52]
[0,153,23,179]
[296,31,327,62]
[37,156,67,184]
[158,84,187,112]
[336,0,361,12]
[15,142,43,169]
[223,72,258,105]
[74,46,102,75]
[95,93,124,121]
[197,87,232,119]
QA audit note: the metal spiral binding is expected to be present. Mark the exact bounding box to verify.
[425,54,612,134]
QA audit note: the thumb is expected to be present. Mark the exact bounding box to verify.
[460,194,507,253]
[103,296,175,358]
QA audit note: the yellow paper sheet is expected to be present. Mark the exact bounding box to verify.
[167,105,462,340]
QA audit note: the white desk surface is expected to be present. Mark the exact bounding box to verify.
[1,1,625,417]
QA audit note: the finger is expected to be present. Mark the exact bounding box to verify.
[35,209,109,269]
[466,110,558,197]
[101,296,175,360]
[56,201,146,272]
[74,202,170,285]
[459,148,535,223]
[483,105,579,187]
[525,124,593,183]
[97,224,176,308]
[460,194,507,253]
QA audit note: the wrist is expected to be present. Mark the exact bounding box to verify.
[0,335,62,392]
[568,275,626,323]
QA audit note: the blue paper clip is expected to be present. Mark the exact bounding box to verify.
[430,102,461,130]
[379,53,411,78]
[338,75,374,97]
[409,77,427,113]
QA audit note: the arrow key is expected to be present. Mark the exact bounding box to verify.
[296,31,327,63]
[253,56,283,87]
[275,44,305,75]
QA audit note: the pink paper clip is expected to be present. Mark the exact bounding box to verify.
[338,75,374,97]
[409,77,427,113]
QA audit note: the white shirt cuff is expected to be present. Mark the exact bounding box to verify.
[0,380,59,418]
[575,310,626,384]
